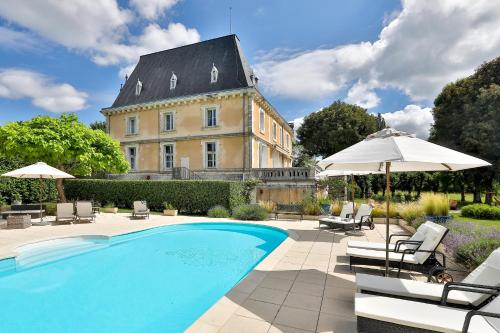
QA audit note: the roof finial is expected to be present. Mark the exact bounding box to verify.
[125,74,128,82]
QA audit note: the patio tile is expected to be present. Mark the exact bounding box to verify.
[316,312,356,333]
[197,304,237,327]
[290,281,324,297]
[260,276,294,291]
[219,315,271,333]
[250,287,288,305]
[295,270,327,286]
[269,324,314,333]
[274,306,319,332]
[283,292,322,312]
[323,285,355,302]
[235,299,280,322]
[320,298,354,318]
[184,321,219,333]
[269,270,300,281]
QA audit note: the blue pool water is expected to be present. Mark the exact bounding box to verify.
[0,223,287,332]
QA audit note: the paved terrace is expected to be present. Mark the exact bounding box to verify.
[1,214,420,333]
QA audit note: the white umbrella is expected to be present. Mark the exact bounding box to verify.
[318,128,491,275]
[2,162,74,223]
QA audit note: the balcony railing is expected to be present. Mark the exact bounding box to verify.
[250,167,316,181]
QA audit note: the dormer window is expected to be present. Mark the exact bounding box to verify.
[170,72,177,90]
[211,64,218,83]
[135,79,143,96]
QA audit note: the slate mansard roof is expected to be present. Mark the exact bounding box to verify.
[110,35,254,108]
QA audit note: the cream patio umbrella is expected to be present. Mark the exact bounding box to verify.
[2,162,74,224]
[317,128,491,275]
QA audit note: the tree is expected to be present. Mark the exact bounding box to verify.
[89,120,107,131]
[430,56,500,203]
[0,114,129,201]
[292,143,316,168]
[297,100,379,158]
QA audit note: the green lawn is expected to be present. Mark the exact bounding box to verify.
[450,212,500,229]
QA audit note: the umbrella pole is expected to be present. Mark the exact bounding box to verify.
[351,175,355,220]
[39,176,43,223]
[385,162,391,276]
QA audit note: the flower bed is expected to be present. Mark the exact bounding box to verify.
[442,220,500,268]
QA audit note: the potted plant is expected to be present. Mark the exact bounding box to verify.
[12,192,22,205]
[102,202,118,214]
[163,202,178,216]
[317,193,331,215]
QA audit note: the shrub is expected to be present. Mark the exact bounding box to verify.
[65,179,245,214]
[330,201,343,216]
[232,204,268,221]
[301,196,322,215]
[163,202,175,210]
[207,205,231,218]
[397,202,424,224]
[103,202,116,208]
[419,193,449,216]
[371,203,398,218]
[258,200,276,213]
[461,204,500,220]
[456,238,500,268]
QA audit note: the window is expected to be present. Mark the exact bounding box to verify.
[127,146,137,170]
[163,112,174,131]
[211,64,218,83]
[135,79,142,96]
[126,116,138,135]
[285,133,290,148]
[205,107,217,127]
[206,142,217,168]
[279,127,283,146]
[259,109,265,132]
[170,72,177,90]
[272,122,277,141]
[163,144,174,169]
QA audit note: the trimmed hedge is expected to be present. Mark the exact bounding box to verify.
[461,204,500,220]
[65,179,246,214]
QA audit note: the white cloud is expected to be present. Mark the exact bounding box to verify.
[382,104,433,139]
[345,80,381,109]
[130,0,179,20]
[0,27,37,50]
[255,0,500,105]
[0,0,199,74]
[0,69,87,112]
[94,23,200,68]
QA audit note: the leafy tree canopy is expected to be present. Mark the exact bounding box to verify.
[430,56,500,202]
[0,114,128,201]
[297,100,379,158]
[89,120,107,131]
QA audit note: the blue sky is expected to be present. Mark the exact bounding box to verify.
[0,0,499,138]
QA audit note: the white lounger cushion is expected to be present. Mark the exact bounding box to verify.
[355,292,498,333]
[76,201,93,216]
[57,203,74,219]
[346,247,419,264]
[461,248,500,305]
[133,201,148,212]
[338,202,354,219]
[356,273,471,305]
[347,223,429,251]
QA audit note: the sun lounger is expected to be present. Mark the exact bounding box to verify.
[355,291,499,333]
[319,202,354,227]
[356,248,500,309]
[347,221,433,252]
[55,203,75,224]
[347,221,448,276]
[320,203,373,230]
[132,201,150,219]
[75,201,96,223]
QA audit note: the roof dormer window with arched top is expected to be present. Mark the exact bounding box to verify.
[170,72,177,90]
[211,64,218,83]
[135,79,143,96]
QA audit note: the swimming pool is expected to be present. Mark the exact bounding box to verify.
[0,223,287,332]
